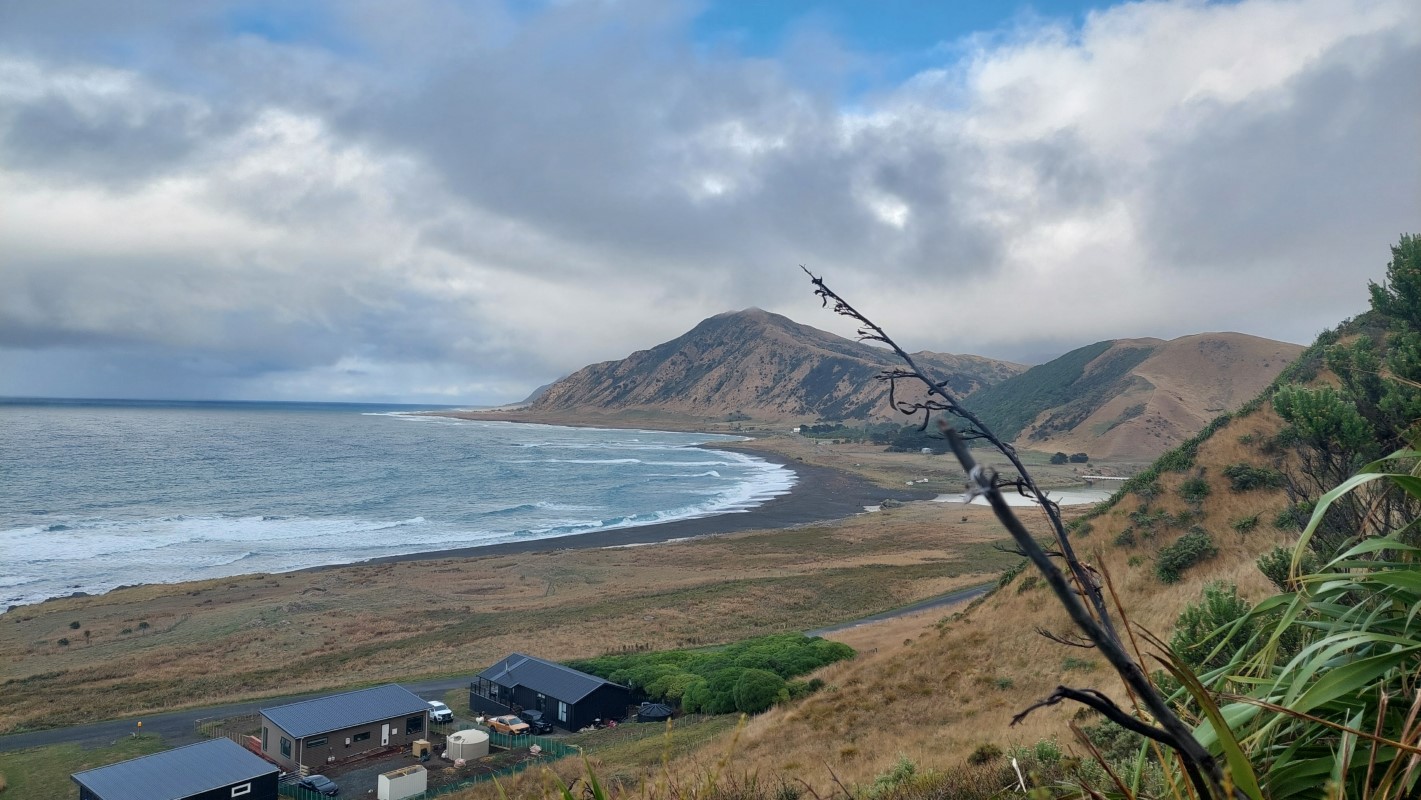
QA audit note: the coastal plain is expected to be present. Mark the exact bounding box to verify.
[0,429,1073,737]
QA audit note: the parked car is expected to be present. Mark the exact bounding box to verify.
[517,710,554,734]
[427,700,454,723]
[297,774,340,796]
[486,714,530,735]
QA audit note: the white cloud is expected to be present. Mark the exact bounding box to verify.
[0,0,1416,402]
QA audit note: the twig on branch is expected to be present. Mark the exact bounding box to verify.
[1036,627,1097,648]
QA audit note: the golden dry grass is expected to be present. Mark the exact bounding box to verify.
[667,405,1295,794]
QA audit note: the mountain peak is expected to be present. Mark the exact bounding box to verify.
[529,310,1024,421]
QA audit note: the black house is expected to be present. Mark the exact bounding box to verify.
[71,737,279,800]
[470,652,631,730]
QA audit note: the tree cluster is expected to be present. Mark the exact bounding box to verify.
[566,633,853,715]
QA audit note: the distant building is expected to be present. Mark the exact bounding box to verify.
[259,684,430,772]
[470,653,631,731]
[72,737,278,800]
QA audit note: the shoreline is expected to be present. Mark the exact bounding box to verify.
[336,445,933,570]
[14,418,933,608]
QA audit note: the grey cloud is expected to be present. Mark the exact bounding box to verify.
[1142,28,1421,277]
[0,87,213,187]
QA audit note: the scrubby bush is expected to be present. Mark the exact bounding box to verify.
[1069,452,1089,463]
[1232,513,1260,534]
[1155,531,1219,584]
[1257,546,1320,592]
[966,743,1001,766]
[1050,452,1068,464]
[1177,476,1211,503]
[1169,582,1254,673]
[1222,463,1285,492]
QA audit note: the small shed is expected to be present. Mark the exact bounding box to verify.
[378,764,427,800]
[636,703,674,723]
[470,653,631,731]
[71,737,279,800]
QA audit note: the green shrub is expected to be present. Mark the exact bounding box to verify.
[867,756,918,799]
[1257,546,1320,592]
[1274,501,1313,531]
[68,621,81,630]
[1113,527,1136,547]
[1015,575,1040,593]
[1222,463,1286,492]
[1156,531,1219,584]
[997,560,1028,587]
[1232,514,1260,534]
[785,678,824,699]
[1177,476,1211,503]
[1050,452,1069,464]
[57,638,69,646]
[1069,452,1089,463]
[1169,582,1254,673]
[732,668,787,714]
[966,743,1002,766]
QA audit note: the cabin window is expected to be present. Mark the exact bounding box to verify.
[558,701,569,722]
[280,737,291,757]
[353,732,370,743]
[232,784,252,797]
[261,726,268,751]
[406,715,424,735]
[536,693,546,711]
[307,737,327,748]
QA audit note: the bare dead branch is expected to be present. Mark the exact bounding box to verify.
[802,267,1231,800]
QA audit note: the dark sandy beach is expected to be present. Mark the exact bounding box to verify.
[350,446,934,568]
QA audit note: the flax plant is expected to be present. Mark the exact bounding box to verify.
[1189,449,1421,799]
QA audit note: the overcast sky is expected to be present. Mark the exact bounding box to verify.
[1,0,1417,404]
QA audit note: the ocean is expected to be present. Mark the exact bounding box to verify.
[0,399,796,609]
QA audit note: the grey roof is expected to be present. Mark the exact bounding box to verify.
[71,737,277,800]
[262,684,429,739]
[477,653,626,704]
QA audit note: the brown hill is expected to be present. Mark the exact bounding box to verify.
[529,308,1025,421]
[1019,333,1304,459]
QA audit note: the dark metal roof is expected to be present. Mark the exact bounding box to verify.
[71,737,277,800]
[637,703,674,721]
[476,652,626,704]
[261,684,429,739]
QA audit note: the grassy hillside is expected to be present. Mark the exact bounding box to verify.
[965,340,1150,442]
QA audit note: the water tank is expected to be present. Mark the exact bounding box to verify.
[446,728,490,760]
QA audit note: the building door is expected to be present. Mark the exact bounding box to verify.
[381,724,390,746]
